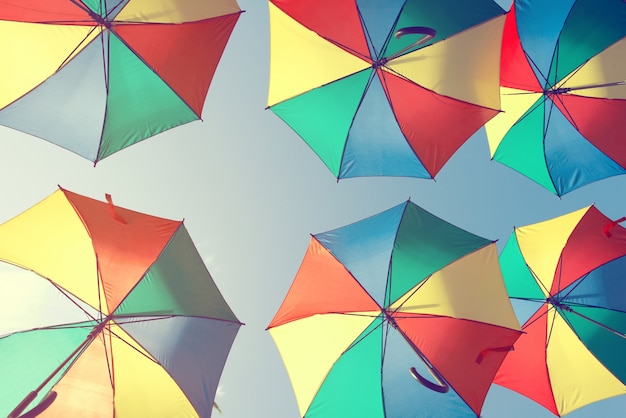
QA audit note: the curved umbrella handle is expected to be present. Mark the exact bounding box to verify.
[603,216,626,237]
[7,391,57,418]
[409,366,450,393]
[386,26,437,61]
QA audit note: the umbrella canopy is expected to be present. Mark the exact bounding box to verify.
[267,0,506,180]
[495,205,626,416]
[0,0,242,164]
[485,0,626,196]
[267,201,522,417]
[0,187,242,418]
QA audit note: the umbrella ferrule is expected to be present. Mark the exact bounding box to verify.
[545,87,571,95]
[87,315,114,339]
[547,297,571,312]
[383,310,399,329]
[373,58,388,68]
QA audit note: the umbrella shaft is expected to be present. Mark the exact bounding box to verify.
[8,319,109,417]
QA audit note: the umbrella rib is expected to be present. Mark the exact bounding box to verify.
[342,314,385,354]
[335,67,379,179]
[559,80,626,92]
[104,322,161,365]
[545,303,559,349]
[546,88,581,133]
[1,320,99,340]
[523,49,549,89]
[387,241,498,315]
[356,6,380,59]
[380,322,389,413]
[524,254,553,298]
[501,90,547,128]
[385,277,430,315]
[357,4,400,62]
[321,35,371,62]
[93,261,106,321]
[384,202,409,309]
[374,67,438,176]
[69,0,99,19]
[555,267,589,303]
[102,0,128,21]
[108,314,244,327]
[45,279,103,322]
[56,23,102,79]
[99,326,117,395]
[94,27,111,164]
[561,306,626,340]
[0,23,101,111]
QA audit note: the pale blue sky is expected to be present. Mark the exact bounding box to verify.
[1,0,625,417]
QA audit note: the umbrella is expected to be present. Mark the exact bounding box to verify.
[0,0,242,164]
[495,205,626,416]
[266,0,506,180]
[485,0,626,196]
[267,200,522,417]
[0,187,242,418]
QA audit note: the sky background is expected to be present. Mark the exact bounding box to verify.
[1,0,625,417]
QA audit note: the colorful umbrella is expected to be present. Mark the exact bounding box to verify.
[485,0,626,196]
[0,187,242,418]
[267,201,522,417]
[495,205,626,416]
[266,0,506,180]
[0,0,242,164]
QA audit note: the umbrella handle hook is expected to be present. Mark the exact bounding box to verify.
[603,216,626,237]
[409,365,450,393]
[7,391,57,418]
[386,26,437,61]
[476,345,514,364]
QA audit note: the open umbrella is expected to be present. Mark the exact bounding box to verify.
[267,201,522,417]
[266,0,506,180]
[495,205,626,416]
[0,187,242,418]
[0,0,242,164]
[485,0,626,196]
